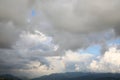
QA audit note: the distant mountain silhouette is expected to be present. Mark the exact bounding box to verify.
[0,74,22,80]
[1,72,120,80]
[32,72,120,80]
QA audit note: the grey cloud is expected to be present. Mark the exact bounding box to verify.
[0,0,30,24]
[0,0,119,50]
[0,22,20,48]
[38,0,120,33]
[0,49,50,74]
[25,0,120,51]
[0,0,35,49]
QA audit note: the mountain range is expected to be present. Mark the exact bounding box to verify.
[1,72,120,80]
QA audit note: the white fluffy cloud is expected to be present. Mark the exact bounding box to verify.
[1,44,120,78]
[14,50,94,78]
[13,30,58,52]
[12,46,120,78]
[90,47,120,73]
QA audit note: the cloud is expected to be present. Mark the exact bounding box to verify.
[29,0,119,51]
[1,44,120,78]
[1,0,120,33]
[0,0,118,51]
[38,0,120,33]
[0,30,58,77]
[16,46,120,78]
[0,22,20,48]
[89,47,120,73]
[13,30,58,52]
[0,0,36,49]
[12,50,94,78]
[0,0,32,24]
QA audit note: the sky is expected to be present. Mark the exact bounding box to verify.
[0,0,120,78]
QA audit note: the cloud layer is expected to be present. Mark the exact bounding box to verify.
[38,0,120,33]
[0,0,119,50]
[1,45,120,78]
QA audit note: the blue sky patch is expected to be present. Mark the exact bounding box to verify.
[79,44,101,55]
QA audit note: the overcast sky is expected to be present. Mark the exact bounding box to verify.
[0,0,120,78]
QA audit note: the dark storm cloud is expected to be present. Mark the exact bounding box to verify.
[0,0,120,49]
[0,49,50,74]
[0,50,27,70]
[25,0,120,51]
[0,22,20,48]
[0,0,29,24]
[115,25,120,36]
[0,0,35,48]
[38,0,120,34]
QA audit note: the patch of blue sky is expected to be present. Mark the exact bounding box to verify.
[31,9,36,17]
[107,38,120,46]
[27,9,36,23]
[86,45,101,55]
[78,44,101,55]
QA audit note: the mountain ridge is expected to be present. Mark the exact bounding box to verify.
[1,72,120,80]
